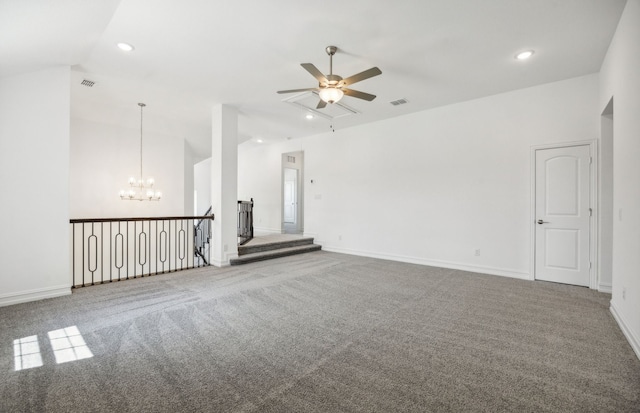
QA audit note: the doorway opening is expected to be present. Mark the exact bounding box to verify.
[282,151,304,234]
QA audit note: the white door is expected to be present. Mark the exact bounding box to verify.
[283,168,297,224]
[535,145,591,286]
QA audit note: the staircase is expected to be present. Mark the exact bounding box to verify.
[230,235,321,265]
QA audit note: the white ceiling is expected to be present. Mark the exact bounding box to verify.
[0,0,627,159]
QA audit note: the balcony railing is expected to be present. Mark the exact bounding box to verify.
[70,215,214,288]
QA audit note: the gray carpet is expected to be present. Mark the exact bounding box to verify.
[1,251,639,412]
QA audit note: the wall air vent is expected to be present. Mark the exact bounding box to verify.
[81,79,95,87]
[283,91,359,120]
[390,98,408,106]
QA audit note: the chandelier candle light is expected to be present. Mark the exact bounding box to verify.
[120,103,162,201]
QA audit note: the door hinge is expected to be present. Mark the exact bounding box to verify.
[589,208,592,216]
[589,262,592,269]
[589,157,593,164]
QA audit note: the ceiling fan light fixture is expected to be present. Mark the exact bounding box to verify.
[319,87,344,104]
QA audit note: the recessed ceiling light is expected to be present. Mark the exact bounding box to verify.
[305,114,314,120]
[256,138,263,143]
[117,42,135,52]
[515,50,534,60]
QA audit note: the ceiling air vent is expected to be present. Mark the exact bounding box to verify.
[81,79,95,87]
[390,98,408,106]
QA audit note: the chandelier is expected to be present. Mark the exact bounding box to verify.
[120,103,162,201]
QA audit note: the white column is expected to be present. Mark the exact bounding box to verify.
[211,104,238,266]
[0,66,71,305]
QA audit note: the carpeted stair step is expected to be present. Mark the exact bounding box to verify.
[238,237,315,256]
[230,243,321,265]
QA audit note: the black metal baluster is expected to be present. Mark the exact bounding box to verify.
[72,223,76,288]
[160,221,167,273]
[100,222,104,284]
[141,221,147,276]
[188,219,192,268]
[179,219,182,271]
[116,222,124,281]
[109,223,112,282]
[147,221,151,275]
[126,221,129,280]
[89,223,96,285]
[156,221,158,275]
[82,223,85,287]
[133,221,137,279]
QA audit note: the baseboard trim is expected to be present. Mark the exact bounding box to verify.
[0,285,71,308]
[321,245,529,280]
[610,301,640,361]
[211,259,229,267]
[598,282,613,294]
[253,227,283,235]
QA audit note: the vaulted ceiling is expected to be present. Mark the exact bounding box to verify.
[0,0,627,158]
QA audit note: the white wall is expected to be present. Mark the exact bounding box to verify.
[239,74,599,279]
[238,143,292,234]
[70,118,187,218]
[194,157,212,215]
[183,141,195,216]
[599,0,640,359]
[0,66,71,306]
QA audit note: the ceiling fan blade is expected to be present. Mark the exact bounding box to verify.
[340,67,382,87]
[342,88,377,101]
[277,88,319,94]
[301,63,328,84]
[316,99,327,109]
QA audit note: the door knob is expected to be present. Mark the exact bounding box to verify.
[537,219,548,224]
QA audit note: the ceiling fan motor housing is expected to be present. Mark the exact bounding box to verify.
[324,74,343,87]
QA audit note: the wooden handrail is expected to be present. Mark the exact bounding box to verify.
[70,215,214,224]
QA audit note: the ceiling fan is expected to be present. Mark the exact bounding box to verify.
[277,46,382,109]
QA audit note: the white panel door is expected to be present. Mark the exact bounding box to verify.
[535,145,591,286]
[283,168,297,224]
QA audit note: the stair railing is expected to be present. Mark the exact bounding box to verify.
[237,198,254,246]
[194,206,213,265]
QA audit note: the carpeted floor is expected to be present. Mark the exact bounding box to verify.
[1,251,639,412]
